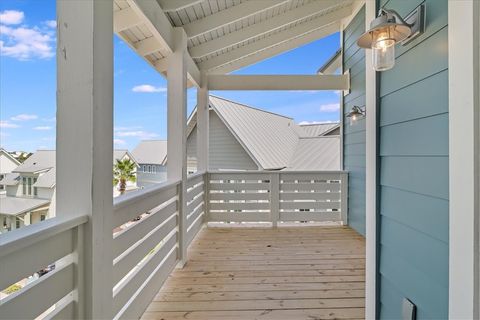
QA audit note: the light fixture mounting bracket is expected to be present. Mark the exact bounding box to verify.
[401,4,426,46]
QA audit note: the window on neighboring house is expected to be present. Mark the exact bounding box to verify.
[34,187,38,196]
[40,214,46,221]
[151,166,156,174]
[15,217,21,229]
[147,165,151,173]
[22,177,27,195]
[27,177,32,195]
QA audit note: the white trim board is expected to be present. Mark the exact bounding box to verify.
[448,1,480,319]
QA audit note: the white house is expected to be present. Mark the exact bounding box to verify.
[186,95,341,172]
[0,148,21,195]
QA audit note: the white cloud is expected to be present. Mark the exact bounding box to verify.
[33,126,52,131]
[114,139,126,146]
[44,20,56,28]
[298,120,337,125]
[319,103,340,112]
[11,113,38,121]
[116,130,158,139]
[0,23,55,60]
[0,120,20,128]
[0,10,24,25]
[132,84,167,93]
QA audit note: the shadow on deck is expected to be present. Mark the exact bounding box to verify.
[141,226,365,320]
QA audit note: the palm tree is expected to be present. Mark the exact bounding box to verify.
[113,158,136,195]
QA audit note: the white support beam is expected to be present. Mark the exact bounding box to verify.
[182,0,289,39]
[364,1,376,319]
[202,22,340,74]
[207,74,350,91]
[57,0,113,318]
[114,7,143,32]
[128,0,201,86]
[190,0,349,58]
[134,36,160,56]
[158,0,204,12]
[196,74,209,172]
[167,28,188,266]
[448,1,480,319]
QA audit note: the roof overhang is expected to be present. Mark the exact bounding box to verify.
[114,0,359,82]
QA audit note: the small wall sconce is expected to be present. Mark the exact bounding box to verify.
[357,4,425,71]
[346,106,366,126]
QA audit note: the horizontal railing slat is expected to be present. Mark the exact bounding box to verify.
[207,212,271,222]
[116,248,177,320]
[186,172,205,188]
[113,215,177,285]
[0,228,74,292]
[279,212,342,222]
[280,201,341,210]
[209,172,272,180]
[209,192,269,201]
[113,201,177,258]
[187,212,204,246]
[187,203,204,226]
[281,182,341,192]
[0,261,75,320]
[280,192,341,201]
[113,233,178,316]
[187,193,204,212]
[209,202,270,211]
[208,182,270,191]
[113,179,180,227]
[44,294,75,320]
[186,183,204,202]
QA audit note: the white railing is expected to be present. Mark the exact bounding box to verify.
[111,178,181,319]
[206,171,348,225]
[0,215,88,319]
[0,170,347,319]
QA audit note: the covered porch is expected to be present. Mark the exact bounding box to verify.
[0,0,479,320]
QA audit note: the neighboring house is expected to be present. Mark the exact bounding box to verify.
[0,148,21,195]
[0,150,56,233]
[185,95,341,172]
[0,149,139,232]
[132,140,168,188]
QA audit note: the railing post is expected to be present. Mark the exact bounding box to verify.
[167,28,188,267]
[340,172,349,225]
[203,172,210,224]
[270,172,280,227]
[57,0,113,318]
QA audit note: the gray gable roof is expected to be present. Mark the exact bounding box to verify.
[132,140,167,165]
[14,150,55,174]
[187,95,340,171]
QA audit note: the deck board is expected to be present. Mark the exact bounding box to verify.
[141,226,365,320]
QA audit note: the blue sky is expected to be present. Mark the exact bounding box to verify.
[0,0,341,152]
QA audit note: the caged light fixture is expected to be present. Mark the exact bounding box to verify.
[357,4,425,71]
[346,106,366,126]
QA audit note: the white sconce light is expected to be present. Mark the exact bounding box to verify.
[346,106,366,126]
[357,4,425,71]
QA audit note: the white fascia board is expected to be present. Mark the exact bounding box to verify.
[207,74,350,91]
[158,0,204,12]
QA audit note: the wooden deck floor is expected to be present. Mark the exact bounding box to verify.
[141,226,365,320]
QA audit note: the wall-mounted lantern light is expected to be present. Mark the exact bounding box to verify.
[357,4,425,71]
[346,106,366,126]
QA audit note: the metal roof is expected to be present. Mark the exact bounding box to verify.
[0,173,20,186]
[0,196,50,216]
[299,122,340,137]
[210,95,299,170]
[14,150,55,174]
[132,140,168,165]
[34,168,56,189]
[113,0,356,78]
[287,136,340,171]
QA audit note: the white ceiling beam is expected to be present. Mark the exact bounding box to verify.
[183,0,289,39]
[134,37,161,56]
[207,22,340,75]
[127,0,201,86]
[199,11,345,73]
[114,7,142,32]
[158,0,204,12]
[190,0,348,58]
[207,74,350,91]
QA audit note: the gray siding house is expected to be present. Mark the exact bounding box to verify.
[132,140,168,188]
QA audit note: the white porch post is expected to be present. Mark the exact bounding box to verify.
[57,0,113,319]
[167,28,188,266]
[196,73,209,172]
[448,1,480,318]
[364,0,377,319]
